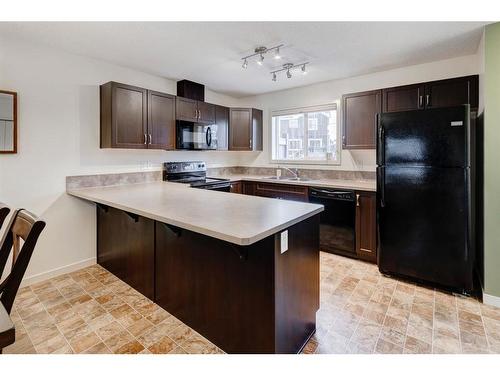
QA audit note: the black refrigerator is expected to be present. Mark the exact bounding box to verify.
[377,105,476,293]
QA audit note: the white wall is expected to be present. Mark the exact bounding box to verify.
[238,54,481,171]
[0,36,250,284]
[0,34,483,284]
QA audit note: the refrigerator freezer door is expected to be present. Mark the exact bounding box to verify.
[377,165,473,291]
[378,105,470,167]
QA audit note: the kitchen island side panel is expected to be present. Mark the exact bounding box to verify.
[274,214,320,353]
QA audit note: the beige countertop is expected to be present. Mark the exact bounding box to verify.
[67,181,324,246]
[215,174,377,192]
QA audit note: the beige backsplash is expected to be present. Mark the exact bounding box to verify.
[207,166,375,181]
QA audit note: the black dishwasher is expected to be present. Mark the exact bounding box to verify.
[309,188,356,257]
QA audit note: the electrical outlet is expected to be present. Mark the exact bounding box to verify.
[280,230,288,254]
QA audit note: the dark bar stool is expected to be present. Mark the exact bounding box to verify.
[0,204,9,230]
[0,209,46,353]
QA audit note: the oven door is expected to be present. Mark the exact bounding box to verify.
[176,121,218,150]
[192,182,230,192]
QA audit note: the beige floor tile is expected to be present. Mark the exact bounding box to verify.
[127,317,154,337]
[84,342,112,354]
[104,330,135,352]
[115,340,145,354]
[96,321,126,341]
[168,325,218,354]
[34,333,71,354]
[148,336,177,354]
[404,336,432,354]
[375,338,403,354]
[70,331,102,353]
[110,303,134,319]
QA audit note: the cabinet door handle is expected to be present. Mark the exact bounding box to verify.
[148,134,152,144]
[198,110,201,120]
[419,95,423,108]
[144,134,147,145]
[356,194,360,207]
[425,94,430,107]
[194,109,198,119]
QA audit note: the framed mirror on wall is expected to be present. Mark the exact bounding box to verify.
[0,90,17,154]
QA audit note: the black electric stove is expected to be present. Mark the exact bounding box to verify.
[163,161,231,192]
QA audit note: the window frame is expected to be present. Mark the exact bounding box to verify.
[269,102,341,166]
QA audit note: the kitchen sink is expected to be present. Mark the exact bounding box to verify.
[264,176,310,182]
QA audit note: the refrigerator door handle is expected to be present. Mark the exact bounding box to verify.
[378,168,385,208]
[377,120,384,165]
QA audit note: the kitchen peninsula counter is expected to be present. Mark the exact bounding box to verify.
[67,180,322,354]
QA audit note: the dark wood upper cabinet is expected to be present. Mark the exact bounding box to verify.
[344,75,479,150]
[101,82,175,150]
[355,191,377,263]
[342,90,381,149]
[175,97,198,122]
[175,97,215,124]
[229,108,263,151]
[197,101,216,124]
[101,82,148,149]
[215,105,229,150]
[382,84,425,113]
[148,90,176,150]
[423,75,478,109]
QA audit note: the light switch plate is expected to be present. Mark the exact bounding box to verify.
[280,231,288,254]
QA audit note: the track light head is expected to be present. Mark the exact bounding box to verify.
[274,47,281,60]
[272,72,277,82]
[242,59,248,69]
[257,54,264,66]
[286,69,292,79]
[301,64,307,75]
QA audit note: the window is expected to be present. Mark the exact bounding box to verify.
[271,103,340,164]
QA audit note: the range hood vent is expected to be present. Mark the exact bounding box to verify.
[177,80,205,102]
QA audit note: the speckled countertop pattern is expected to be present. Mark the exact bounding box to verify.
[67,182,324,246]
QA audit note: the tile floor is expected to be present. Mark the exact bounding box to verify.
[4,264,223,354]
[302,252,500,354]
[4,252,500,354]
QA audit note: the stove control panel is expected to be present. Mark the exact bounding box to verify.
[164,161,206,174]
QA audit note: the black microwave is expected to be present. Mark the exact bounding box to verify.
[176,121,218,150]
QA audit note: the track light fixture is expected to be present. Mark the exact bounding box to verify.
[270,62,309,82]
[241,44,284,68]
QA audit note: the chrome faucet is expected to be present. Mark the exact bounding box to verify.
[280,166,299,179]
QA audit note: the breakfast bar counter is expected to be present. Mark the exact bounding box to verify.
[67,181,323,354]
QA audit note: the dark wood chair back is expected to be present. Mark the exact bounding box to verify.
[0,209,46,314]
[0,204,10,231]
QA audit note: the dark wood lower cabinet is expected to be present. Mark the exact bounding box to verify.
[253,182,309,202]
[229,181,242,194]
[355,191,377,263]
[155,216,319,353]
[97,206,155,299]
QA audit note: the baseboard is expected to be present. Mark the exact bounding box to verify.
[483,293,500,308]
[20,257,97,287]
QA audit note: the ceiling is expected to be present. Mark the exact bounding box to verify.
[0,22,488,98]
